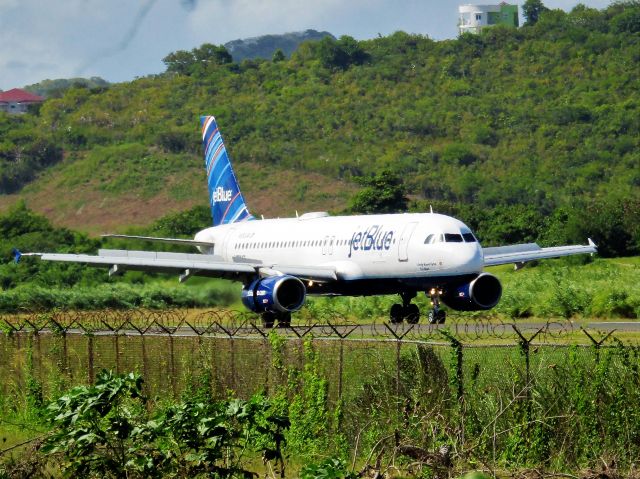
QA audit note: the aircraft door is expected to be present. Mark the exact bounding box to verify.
[322,236,335,255]
[222,227,237,260]
[398,222,418,262]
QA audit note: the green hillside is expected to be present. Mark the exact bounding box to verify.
[224,29,335,61]
[0,2,638,255]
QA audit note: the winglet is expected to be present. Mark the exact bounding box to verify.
[11,248,22,264]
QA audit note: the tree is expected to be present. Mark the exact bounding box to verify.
[192,43,232,66]
[611,6,640,33]
[316,35,368,70]
[523,0,549,25]
[162,49,195,75]
[272,48,286,62]
[348,170,408,214]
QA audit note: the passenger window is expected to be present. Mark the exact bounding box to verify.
[444,233,464,242]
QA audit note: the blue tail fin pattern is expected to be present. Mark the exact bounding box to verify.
[200,116,254,226]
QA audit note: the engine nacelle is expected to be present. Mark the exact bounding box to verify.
[441,273,502,311]
[241,275,307,313]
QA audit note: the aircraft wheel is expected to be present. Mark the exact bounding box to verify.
[390,304,404,324]
[404,304,420,324]
[277,312,292,328]
[437,310,446,324]
[262,312,275,328]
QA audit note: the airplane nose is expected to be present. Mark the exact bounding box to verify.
[461,244,483,272]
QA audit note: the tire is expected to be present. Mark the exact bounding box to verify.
[437,310,446,324]
[277,312,292,328]
[390,304,404,323]
[262,312,275,328]
[404,304,420,324]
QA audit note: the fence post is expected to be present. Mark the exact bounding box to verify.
[87,334,95,384]
[169,335,177,398]
[439,330,464,402]
[250,323,270,396]
[141,334,149,397]
[581,327,616,364]
[512,325,543,439]
[383,322,415,418]
[326,322,358,403]
[114,334,120,375]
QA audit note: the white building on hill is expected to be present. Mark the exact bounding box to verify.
[458,3,519,35]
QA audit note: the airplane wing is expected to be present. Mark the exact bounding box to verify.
[483,239,597,267]
[19,249,337,283]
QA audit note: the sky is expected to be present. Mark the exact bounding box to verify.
[0,0,614,90]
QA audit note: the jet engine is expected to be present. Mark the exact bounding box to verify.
[241,275,307,313]
[441,273,502,311]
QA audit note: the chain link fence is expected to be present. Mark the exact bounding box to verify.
[2,309,639,469]
[0,309,632,403]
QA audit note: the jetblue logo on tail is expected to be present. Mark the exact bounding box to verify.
[212,187,233,203]
[200,116,254,226]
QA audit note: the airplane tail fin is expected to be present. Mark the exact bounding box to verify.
[200,116,254,226]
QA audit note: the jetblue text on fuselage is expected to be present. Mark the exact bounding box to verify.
[212,187,233,203]
[348,225,394,258]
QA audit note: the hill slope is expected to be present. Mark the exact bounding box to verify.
[0,3,638,253]
[224,30,335,61]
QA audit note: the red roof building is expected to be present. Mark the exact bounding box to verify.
[0,88,45,114]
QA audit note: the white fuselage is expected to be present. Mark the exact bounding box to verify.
[194,212,484,287]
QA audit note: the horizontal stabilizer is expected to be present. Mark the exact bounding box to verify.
[102,234,214,248]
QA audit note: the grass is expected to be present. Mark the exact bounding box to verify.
[300,256,640,323]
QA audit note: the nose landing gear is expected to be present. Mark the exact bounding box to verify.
[389,291,420,324]
[427,288,446,324]
[388,289,447,325]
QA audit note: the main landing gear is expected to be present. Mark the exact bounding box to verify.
[261,312,291,328]
[390,291,420,324]
[388,289,447,325]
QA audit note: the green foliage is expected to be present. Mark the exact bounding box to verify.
[611,5,640,33]
[0,131,63,194]
[150,204,212,236]
[286,340,332,459]
[272,49,286,62]
[42,370,290,478]
[225,30,335,62]
[23,77,110,98]
[42,370,145,477]
[300,458,358,479]
[163,43,232,75]
[522,0,550,26]
[2,3,640,258]
[314,35,369,70]
[348,170,408,214]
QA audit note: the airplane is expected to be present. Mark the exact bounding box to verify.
[17,116,597,327]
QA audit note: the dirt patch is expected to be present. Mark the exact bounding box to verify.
[0,163,357,235]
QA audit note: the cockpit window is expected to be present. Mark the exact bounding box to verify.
[462,233,477,242]
[444,233,464,243]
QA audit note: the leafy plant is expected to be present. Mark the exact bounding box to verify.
[41,370,290,478]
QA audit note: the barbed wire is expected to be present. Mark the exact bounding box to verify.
[0,309,624,344]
